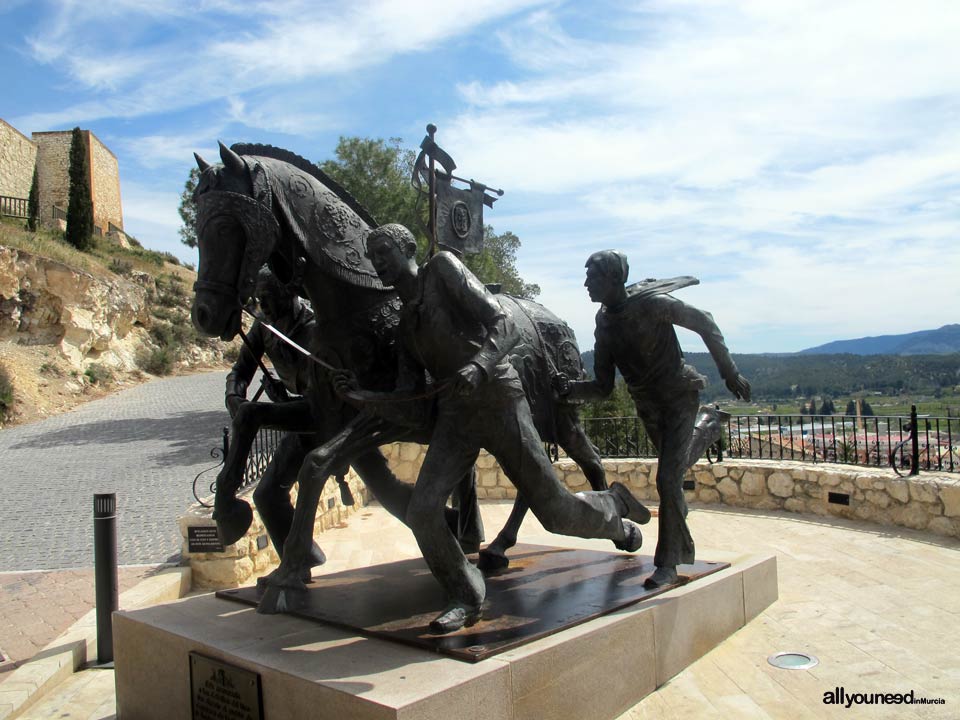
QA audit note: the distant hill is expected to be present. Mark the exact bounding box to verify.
[580,349,960,401]
[799,324,960,355]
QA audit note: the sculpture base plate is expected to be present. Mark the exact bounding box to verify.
[216,544,728,662]
[114,549,778,720]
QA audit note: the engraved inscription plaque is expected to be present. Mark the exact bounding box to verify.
[190,652,262,720]
[188,526,225,553]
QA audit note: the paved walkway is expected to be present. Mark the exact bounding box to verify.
[0,371,230,672]
[0,371,230,571]
[18,499,960,719]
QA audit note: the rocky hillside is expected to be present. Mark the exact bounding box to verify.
[0,221,237,427]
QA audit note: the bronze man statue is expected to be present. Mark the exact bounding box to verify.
[558,250,751,589]
[336,225,650,634]
[222,266,326,570]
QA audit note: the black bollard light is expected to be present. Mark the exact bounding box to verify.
[93,493,118,664]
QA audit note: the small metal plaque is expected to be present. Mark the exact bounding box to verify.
[188,526,224,553]
[190,652,262,720]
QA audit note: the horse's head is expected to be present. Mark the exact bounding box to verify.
[191,142,280,340]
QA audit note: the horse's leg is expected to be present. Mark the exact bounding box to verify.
[556,409,608,492]
[258,413,390,613]
[214,400,315,546]
[478,495,528,573]
[452,462,484,554]
[214,402,270,545]
[478,408,607,572]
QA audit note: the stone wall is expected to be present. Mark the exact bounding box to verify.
[89,132,123,231]
[0,119,37,199]
[32,131,72,228]
[31,129,123,232]
[381,443,960,540]
[180,469,372,589]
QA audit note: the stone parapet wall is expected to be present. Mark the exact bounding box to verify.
[0,119,37,199]
[381,443,960,540]
[179,467,371,589]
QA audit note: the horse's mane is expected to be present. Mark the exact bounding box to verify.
[230,143,379,229]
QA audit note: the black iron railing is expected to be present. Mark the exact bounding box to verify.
[51,204,67,221]
[0,195,28,218]
[192,426,284,506]
[583,406,958,474]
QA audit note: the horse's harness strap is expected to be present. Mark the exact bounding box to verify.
[194,279,240,302]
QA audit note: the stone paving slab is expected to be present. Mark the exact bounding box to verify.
[0,566,162,676]
[0,371,231,571]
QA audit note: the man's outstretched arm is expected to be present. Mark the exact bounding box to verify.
[659,295,751,400]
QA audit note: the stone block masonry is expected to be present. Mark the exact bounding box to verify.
[88,132,123,231]
[381,443,960,540]
[0,119,124,232]
[0,119,37,200]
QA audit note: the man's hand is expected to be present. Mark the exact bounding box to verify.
[551,372,571,398]
[726,374,752,401]
[226,394,245,419]
[263,375,289,403]
[331,369,359,399]
[452,363,483,396]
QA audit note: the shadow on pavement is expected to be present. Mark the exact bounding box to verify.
[10,409,230,468]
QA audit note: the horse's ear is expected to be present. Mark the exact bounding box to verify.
[194,153,211,172]
[219,141,245,174]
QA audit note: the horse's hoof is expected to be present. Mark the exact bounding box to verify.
[256,575,308,614]
[215,498,253,546]
[477,549,510,574]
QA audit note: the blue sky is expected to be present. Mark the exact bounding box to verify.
[3,0,958,354]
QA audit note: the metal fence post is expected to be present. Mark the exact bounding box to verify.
[910,405,920,476]
[93,493,118,663]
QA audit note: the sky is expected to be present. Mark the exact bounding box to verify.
[3,0,958,354]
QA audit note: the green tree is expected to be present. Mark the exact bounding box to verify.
[320,136,539,298]
[463,227,540,298]
[845,399,856,415]
[178,167,200,248]
[26,165,39,232]
[65,127,94,251]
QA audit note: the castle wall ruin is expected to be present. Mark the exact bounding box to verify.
[0,120,124,232]
[0,119,37,200]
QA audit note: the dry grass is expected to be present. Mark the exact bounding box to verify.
[0,220,108,278]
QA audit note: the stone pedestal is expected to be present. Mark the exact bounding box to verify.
[114,551,776,720]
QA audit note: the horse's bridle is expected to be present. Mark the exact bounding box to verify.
[193,278,243,306]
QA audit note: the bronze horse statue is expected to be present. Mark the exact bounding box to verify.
[190,143,607,611]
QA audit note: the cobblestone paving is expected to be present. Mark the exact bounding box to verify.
[0,372,231,572]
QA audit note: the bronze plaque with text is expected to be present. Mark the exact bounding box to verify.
[190,652,262,720]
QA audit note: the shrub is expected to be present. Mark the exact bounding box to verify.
[137,346,174,375]
[39,361,62,377]
[161,251,181,266]
[0,362,13,418]
[84,363,113,385]
[222,344,241,363]
[108,257,134,276]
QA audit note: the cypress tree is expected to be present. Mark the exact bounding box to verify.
[65,127,94,251]
[26,165,39,232]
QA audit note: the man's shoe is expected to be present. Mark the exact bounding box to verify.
[643,565,679,589]
[613,520,643,552]
[428,604,482,634]
[609,482,652,524]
